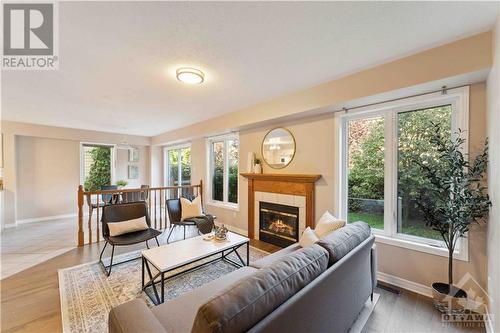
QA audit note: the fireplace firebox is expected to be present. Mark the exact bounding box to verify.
[259,202,299,248]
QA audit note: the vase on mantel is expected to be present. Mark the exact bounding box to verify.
[254,158,262,174]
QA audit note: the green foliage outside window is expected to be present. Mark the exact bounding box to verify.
[212,139,238,203]
[84,147,111,192]
[347,106,453,240]
[168,148,191,186]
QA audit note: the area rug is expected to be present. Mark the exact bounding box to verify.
[58,246,268,333]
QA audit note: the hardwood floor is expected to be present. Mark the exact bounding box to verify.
[0,227,485,333]
[1,217,78,279]
[363,283,485,333]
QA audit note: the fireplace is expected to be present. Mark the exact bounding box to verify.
[259,202,299,247]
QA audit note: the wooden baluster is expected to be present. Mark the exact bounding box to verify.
[159,189,162,230]
[164,189,167,230]
[148,188,152,215]
[154,189,157,229]
[78,185,84,247]
[87,194,92,244]
[96,194,100,243]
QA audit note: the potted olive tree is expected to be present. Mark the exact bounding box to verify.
[414,124,490,314]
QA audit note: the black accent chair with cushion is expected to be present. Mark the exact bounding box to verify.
[99,202,161,276]
[166,199,197,242]
[165,198,216,243]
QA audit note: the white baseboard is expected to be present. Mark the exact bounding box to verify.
[377,271,433,298]
[223,224,248,237]
[16,213,77,225]
[1,223,17,230]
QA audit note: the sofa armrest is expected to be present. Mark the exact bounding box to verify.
[371,244,378,292]
[109,299,167,333]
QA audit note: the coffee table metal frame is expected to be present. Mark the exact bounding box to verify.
[142,240,249,305]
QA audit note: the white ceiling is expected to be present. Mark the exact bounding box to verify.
[1,1,498,136]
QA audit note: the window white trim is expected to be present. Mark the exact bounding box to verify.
[337,86,469,261]
[163,143,191,188]
[79,142,116,187]
[206,133,239,210]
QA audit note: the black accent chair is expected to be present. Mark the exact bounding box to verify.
[166,198,197,243]
[99,202,161,276]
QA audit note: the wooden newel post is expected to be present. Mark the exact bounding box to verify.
[78,185,84,247]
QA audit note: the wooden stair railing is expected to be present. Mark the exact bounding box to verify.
[77,181,203,246]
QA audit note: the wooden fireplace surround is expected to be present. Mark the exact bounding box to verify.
[240,173,321,239]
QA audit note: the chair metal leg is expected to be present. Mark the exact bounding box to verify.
[166,225,176,243]
[108,245,115,276]
[99,241,108,263]
[155,237,160,246]
[146,240,150,249]
[183,225,186,239]
[99,243,115,277]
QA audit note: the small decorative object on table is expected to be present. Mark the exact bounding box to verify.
[214,224,229,242]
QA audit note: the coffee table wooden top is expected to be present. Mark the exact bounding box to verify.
[142,231,249,272]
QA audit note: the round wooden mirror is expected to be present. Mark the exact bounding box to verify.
[261,128,296,169]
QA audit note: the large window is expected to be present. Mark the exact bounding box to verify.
[164,145,191,196]
[208,134,239,206]
[340,87,469,255]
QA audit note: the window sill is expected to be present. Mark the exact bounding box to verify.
[373,232,468,262]
[206,201,239,211]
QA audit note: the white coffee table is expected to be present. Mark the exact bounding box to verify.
[141,231,250,304]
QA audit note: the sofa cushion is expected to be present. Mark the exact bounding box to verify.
[298,227,319,248]
[151,266,258,333]
[317,221,371,266]
[191,244,329,333]
[314,211,346,237]
[109,298,167,333]
[249,243,301,269]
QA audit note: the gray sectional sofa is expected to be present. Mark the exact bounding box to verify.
[109,222,377,333]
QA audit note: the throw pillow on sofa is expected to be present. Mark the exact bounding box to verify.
[180,196,203,221]
[107,216,149,236]
[191,244,329,333]
[317,221,371,266]
[314,211,346,238]
[298,227,319,247]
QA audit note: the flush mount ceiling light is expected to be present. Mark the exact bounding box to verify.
[176,67,204,84]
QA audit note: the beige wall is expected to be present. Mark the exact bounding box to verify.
[1,121,151,227]
[116,146,150,188]
[16,136,80,220]
[209,113,336,233]
[487,8,500,332]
